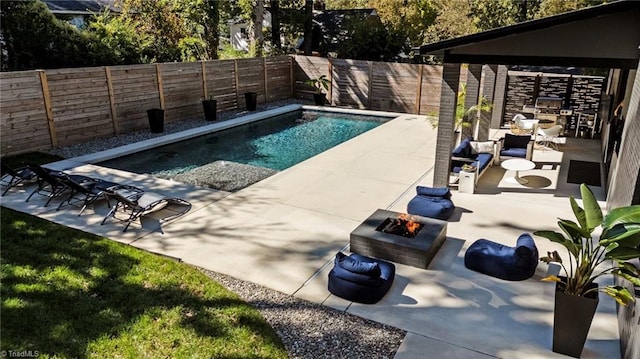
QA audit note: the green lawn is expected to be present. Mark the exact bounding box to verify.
[0,207,288,358]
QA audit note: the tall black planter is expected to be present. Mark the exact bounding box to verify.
[147,108,165,133]
[313,93,325,105]
[202,99,217,121]
[244,92,257,111]
[553,280,599,358]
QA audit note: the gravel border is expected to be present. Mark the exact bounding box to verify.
[47,99,310,159]
[200,268,405,359]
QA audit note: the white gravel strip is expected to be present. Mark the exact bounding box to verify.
[201,269,405,359]
[48,100,306,159]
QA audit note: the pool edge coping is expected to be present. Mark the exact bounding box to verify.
[51,104,412,170]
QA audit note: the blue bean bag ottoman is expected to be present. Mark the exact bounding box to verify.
[328,252,395,304]
[407,186,455,220]
[464,233,539,281]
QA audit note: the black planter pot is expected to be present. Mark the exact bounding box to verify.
[244,92,257,111]
[313,93,326,105]
[553,280,599,358]
[202,99,217,121]
[147,108,165,133]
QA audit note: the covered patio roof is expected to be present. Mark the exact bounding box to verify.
[418,0,640,69]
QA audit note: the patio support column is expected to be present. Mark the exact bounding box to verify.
[491,65,509,129]
[464,64,482,139]
[478,65,498,141]
[434,62,461,188]
[607,66,640,210]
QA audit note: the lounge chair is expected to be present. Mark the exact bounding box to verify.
[25,164,95,207]
[56,175,141,215]
[1,163,36,196]
[101,189,190,232]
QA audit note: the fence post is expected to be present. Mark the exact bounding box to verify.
[367,61,374,109]
[104,67,119,135]
[328,60,333,106]
[37,70,57,147]
[155,63,165,110]
[234,59,240,109]
[290,56,294,98]
[201,61,208,100]
[415,65,424,114]
[263,57,268,103]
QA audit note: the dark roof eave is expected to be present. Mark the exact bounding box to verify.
[441,53,639,69]
[419,0,639,55]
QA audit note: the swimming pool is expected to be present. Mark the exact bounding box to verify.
[98,109,390,184]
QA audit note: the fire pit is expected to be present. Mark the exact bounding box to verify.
[350,209,447,269]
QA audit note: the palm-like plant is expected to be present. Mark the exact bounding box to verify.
[305,75,330,94]
[534,184,640,305]
[430,84,492,131]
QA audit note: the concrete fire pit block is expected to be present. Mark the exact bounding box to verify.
[350,209,447,269]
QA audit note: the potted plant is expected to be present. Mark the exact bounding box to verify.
[305,75,330,105]
[534,184,640,358]
[146,108,165,133]
[202,96,217,121]
[461,164,476,172]
[455,84,492,137]
[244,91,258,111]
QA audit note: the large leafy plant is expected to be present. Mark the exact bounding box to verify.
[534,184,640,305]
[305,75,330,94]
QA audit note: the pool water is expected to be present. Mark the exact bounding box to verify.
[98,110,387,177]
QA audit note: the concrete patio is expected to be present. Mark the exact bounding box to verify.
[0,111,619,358]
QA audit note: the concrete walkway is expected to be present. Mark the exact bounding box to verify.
[1,112,619,358]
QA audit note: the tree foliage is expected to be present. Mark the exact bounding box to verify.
[0,0,112,70]
[335,16,403,61]
[0,0,611,70]
[423,0,477,44]
[370,0,437,47]
[535,0,606,18]
[88,11,153,64]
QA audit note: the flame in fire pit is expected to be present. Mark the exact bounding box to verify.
[377,213,423,239]
[398,213,421,236]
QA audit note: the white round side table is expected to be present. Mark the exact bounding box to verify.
[501,158,535,184]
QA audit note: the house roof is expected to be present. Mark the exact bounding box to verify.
[43,0,119,15]
[418,0,640,69]
[299,8,379,54]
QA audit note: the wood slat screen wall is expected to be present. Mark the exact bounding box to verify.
[0,58,292,156]
[46,67,113,147]
[109,64,161,133]
[293,55,331,102]
[419,65,445,115]
[204,60,237,111]
[331,59,370,109]
[0,71,52,154]
[161,62,203,122]
[370,62,419,113]
[236,58,266,108]
[265,56,293,102]
[293,56,449,115]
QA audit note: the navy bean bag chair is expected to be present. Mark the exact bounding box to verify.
[407,186,455,220]
[328,252,395,304]
[464,233,539,281]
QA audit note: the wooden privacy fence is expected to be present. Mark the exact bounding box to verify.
[293,55,461,115]
[0,56,292,156]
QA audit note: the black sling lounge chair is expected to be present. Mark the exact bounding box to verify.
[56,175,141,215]
[25,164,95,207]
[101,189,191,232]
[1,163,36,196]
